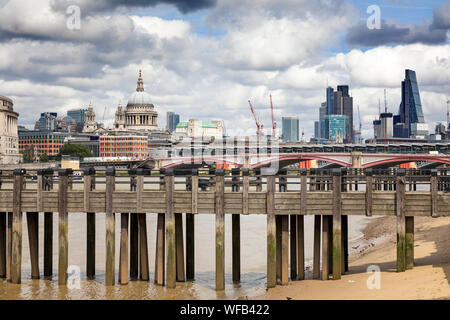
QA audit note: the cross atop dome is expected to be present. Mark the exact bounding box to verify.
[137,69,144,92]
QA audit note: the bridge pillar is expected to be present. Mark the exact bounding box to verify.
[351,152,362,169]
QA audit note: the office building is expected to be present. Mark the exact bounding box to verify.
[166,111,180,132]
[397,69,426,138]
[319,102,327,138]
[0,95,22,164]
[175,119,223,139]
[36,112,57,131]
[380,112,393,139]
[19,131,67,158]
[99,135,148,159]
[67,109,88,124]
[282,116,299,142]
[326,87,334,115]
[314,121,320,138]
[325,114,348,143]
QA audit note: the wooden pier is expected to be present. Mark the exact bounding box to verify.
[0,167,449,289]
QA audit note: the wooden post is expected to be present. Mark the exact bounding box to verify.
[215,169,225,291]
[342,215,348,273]
[405,216,414,270]
[119,212,129,285]
[41,169,54,279]
[266,174,276,288]
[155,170,165,285]
[231,167,240,284]
[175,213,185,282]
[11,169,24,284]
[27,212,39,279]
[105,167,115,286]
[332,168,342,280]
[186,213,195,281]
[290,215,297,281]
[297,169,306,280]
[276,215,282,283]
[278,173,288,285]
[242,169,249,215]
[84,167,96,280]
[396,169,406,273]
[365,169,373,216]
[0,211,5,279]
[6,212,12,281]
[430,169,438,218]
[313,215,321,280]
[129,170,138,281]
[58,169,69,285]
[136,172,149,281]
[321,215,330,280]
[165,169,176,289]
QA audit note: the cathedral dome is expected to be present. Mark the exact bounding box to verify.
[126,70,153,107]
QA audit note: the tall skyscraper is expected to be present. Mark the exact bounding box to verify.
[397,69,425,137]
[166,111,180,132]
[67,109,88,124]
[319,102,327,138]
[325,114,349,143]
[282,116,299,142]
[326,87,334,115]
[337,85,354,143]
[314,121,320,138]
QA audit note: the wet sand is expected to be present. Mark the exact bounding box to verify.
[252,216,450,300]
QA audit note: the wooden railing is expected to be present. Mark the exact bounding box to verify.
[0,167,449,289]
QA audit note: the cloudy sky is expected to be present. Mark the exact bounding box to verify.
[0,0,449,139]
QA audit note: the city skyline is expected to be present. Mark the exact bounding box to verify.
[0,0,449,139]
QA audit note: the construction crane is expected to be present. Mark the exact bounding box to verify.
[269,94,276,139]
[447,100,450,130]
[248,100,264,139]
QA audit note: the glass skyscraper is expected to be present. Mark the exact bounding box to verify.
[326,87,334,115]
[67,109,88,124]
[282,116,299,142]
[166,111,180,132]
[397,69,425,137]
[325,114,349,143]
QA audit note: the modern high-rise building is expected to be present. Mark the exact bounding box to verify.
[326,87,334,115]
[314,121,320,138]
[319,102,327,138]
[282,116,299,142]
[36,112,57,131]
[67,109,88,124]
[396,69,425,138]
[166,111,180,132]
[338,85,354,143]
[325,114,349,143]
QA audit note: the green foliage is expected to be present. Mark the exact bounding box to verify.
[39,153,49,163]
[57,143,92,160]
[19,151,30,162]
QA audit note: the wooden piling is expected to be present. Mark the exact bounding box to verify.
[44,212,53,279]
[215,169,225,291]
[11,170,24,284]
[332,168,342,280]
[105,168,116,286]
[289,215,297,281]
[321,215,330,280]
[130,213,139,281]
[430,170,438,218]
[84,168,96,280]
[396,169,406,273]
[165,170,176,289]
[138,213,149,281]
[6,212,12,281]
[155,171,165,285]
[186,213,195,281]
[58,169,69,285]
[342,215,349,273]
[313,215,321,280]
[0,212,6,278]
[365,169,373,216]
[119,213,129,285]
[266,174,276,288]
[280,215,289,285]
[231,168,240,284]
[26,212,39,279]
[405,216,414,270]
[297,169,306,280]
[175,213,185,282]
[276,215,281,283]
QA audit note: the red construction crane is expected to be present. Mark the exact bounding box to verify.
[248,100,264,139]
[270,94,276,138]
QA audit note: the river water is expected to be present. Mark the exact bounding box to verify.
[0,177,375,300]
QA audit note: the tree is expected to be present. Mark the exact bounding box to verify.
[57,143,92,160]
[39,153,49,163]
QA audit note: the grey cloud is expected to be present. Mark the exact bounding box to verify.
[432,2,450,29]
[346,19,448,46]
[50,0,217,14]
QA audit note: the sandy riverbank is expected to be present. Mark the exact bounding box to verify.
[251,216,450,300]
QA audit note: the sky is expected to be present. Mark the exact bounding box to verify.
[0,0,449,139]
